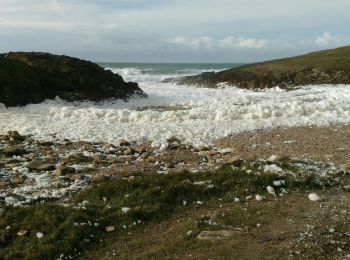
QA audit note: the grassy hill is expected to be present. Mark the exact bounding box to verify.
[175,46,350,89]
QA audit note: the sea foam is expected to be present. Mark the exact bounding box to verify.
[1,82,350,146]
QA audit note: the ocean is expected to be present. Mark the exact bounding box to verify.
[99,62,243,83]
[0,63,350,146]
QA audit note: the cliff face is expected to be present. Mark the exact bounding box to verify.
[0,52,147,106]
[171,46,350,89]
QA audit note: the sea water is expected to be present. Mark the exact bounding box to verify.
[0,63,350,146]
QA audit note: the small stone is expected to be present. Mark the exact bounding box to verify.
[267,186,276,196]
[343,185,350,192]
[70,174,83,181]
[197,230,239,240]
[17,230,28,237]
[0,181,10,188]
[198,145,208,151]
[54,165,76,176]
[5,195,26,205]
[36,232,44,239]
[119,140,131,146]
[164,162,175,168]
[140,152,150,159]
[8,131,26,142]
[121,207,131,214]
[90,154,104,164]
[198,151,207,156]
[308,193,322,202]
[255,195,264,201]
[91,174,109,183]
[273,180,285,187]
[10,175,26,184]
[105,226,115,232]
[124,148,135,156]
[2,146,26,156]
[24,158,56,171]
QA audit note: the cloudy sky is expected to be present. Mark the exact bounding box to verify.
[0,0,349,62]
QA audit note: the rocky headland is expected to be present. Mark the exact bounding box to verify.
[0,52,147,106]
[166,46,350,89]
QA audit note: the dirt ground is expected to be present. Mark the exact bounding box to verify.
[83,188,350,260]
[215,125,350,168]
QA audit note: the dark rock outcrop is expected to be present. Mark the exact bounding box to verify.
[168,46,350,89]
[0,52,147,106]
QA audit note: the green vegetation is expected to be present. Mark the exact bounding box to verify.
[177,45,350,88]
[0,161,348,259]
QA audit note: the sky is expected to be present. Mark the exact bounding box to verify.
[0,0,349,63]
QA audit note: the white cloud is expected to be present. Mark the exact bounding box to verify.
[315,32,340,46]
[219,36,267,49]
[168,36,268,50]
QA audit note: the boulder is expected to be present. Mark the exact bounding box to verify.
[0,52,147,106]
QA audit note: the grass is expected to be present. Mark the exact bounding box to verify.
[0,161,348,259]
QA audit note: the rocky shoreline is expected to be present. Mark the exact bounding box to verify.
[2,125,350,207]
[0,131,240,207]
[0,52,147,107]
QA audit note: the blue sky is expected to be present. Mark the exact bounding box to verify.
[0,0,349,62]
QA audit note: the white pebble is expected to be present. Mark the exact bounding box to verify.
[121,207,131,213]
[36,232,44,239]
[255,195,264,201]
[267,186,276,196]
[308,193,322,202]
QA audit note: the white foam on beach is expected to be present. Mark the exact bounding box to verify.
[1,82,350,146]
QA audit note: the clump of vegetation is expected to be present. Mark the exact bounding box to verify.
[0,161,347,259]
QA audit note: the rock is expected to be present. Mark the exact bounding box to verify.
[266,186,276,196]
[0,181,10,189]
[343,185,350,192]
[273,180,285,187]
[121,207,131,214]
[36,232,44,239]
[91,174,109,183]
[119,140,131,146]
[2,145,26,156]
[8,131,26,142]
[5,194,26,205]
[54,165,76,176]
[255,195,264,201]
[164,162,175,168]
[105,226,115,232]
[70,174,83,181]
[10,175,26,184]
[63,154,93,165]
[308,193,322,202]
[24,158,56,171]
[140,152,150,159]
[17,230,28,237]
[90,154,104,164]
[198,151,208,156]
[1,52,147,107]
[124,148,135,156]
[197,230,239,240]
[198,145,208,151]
